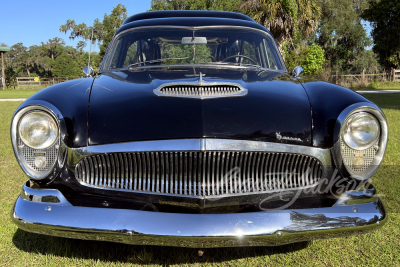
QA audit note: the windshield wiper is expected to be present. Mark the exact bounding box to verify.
[128,57,189,69]
[197,61,261,69]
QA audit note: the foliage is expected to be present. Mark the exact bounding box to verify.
[41,37,65,61]
[60,4,127,60]
[317,0,371,71]
[362,0,400,69]
[241,0,321,49]
[52,52,80,77]
[99,4,128,58]
[301,44,325,75]
[282,41,308,72]
[283,43,325,75]
[150,0,241,11]
[2,35,102,78]
[350,49,381,72]
[4,66,16,78]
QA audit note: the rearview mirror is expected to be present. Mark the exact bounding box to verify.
[181,37,207,44]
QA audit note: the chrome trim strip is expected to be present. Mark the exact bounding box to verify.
[12,182,386,248]
[70,139,331,162]
[153,82,248,99]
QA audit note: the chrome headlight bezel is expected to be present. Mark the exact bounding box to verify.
[333,103,388,180]
[11,104,62,180]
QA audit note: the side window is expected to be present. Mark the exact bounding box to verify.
[108,39,123,69]
[264,39,280,70]
[266,44,278,69]
[242,41,258,65]
[123,41,139,67]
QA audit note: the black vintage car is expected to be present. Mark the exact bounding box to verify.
[11,11,388,248]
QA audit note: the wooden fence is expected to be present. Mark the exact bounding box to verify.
[39,76,82,87]
[393,69,400,82]
[16,77,41,88]
[324,68,400,87]
[4,76,83,89]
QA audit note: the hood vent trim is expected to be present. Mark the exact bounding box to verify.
[153,83,248,99]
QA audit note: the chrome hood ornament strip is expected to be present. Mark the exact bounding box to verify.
[153,74,248,99]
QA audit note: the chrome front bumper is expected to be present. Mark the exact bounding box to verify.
[11,182,386,248]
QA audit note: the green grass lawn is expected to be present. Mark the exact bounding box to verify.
[0,88,43,99]
[357,81,400,91]
[0,95,399,266]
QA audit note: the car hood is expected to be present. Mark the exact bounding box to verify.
[88,67,312,146]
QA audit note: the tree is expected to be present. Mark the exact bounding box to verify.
[150,0,241,11]
[241,0,321,50]
[350,49,381,72]
[52,52,80,77]
[60,4,127,60]
[99,4,127,58]
[41,37,65,61]
[362,0,400,69]
[6,43,28,75]
[317,0,371,71]
[76,41,87,53]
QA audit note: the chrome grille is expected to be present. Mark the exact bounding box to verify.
[153,84,247,99]
[75,151,323,196]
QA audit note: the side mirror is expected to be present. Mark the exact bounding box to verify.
[82,66,94,77]
[292,66,304,77]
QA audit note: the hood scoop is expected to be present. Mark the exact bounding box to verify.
[153,72,247,99]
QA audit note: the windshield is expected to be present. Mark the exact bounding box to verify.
[103,27,284,71]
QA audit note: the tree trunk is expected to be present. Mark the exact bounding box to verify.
[26,65,30,77]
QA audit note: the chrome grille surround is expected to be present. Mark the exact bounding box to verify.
[71,139,332,198]
[153,82,247,99]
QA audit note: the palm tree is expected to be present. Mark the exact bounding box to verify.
[241,0,321,50]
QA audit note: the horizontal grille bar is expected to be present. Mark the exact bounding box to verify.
[75,151,323,197]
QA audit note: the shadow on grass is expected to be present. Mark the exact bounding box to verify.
[12,229,309,265]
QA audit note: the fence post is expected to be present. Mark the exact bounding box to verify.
[362,68,365,83]
[391,68,394,82]
[53,78,55,85]
[39,76,41,88]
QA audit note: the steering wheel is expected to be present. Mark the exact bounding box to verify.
[221,55,258,65]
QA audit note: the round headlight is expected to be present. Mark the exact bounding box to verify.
[19,111,58,149]
[342,112,380,150]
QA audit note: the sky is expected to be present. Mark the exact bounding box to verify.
[0,0,152,52]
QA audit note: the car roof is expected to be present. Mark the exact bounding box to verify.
[123,10,255,24]
[117,11,270,35]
